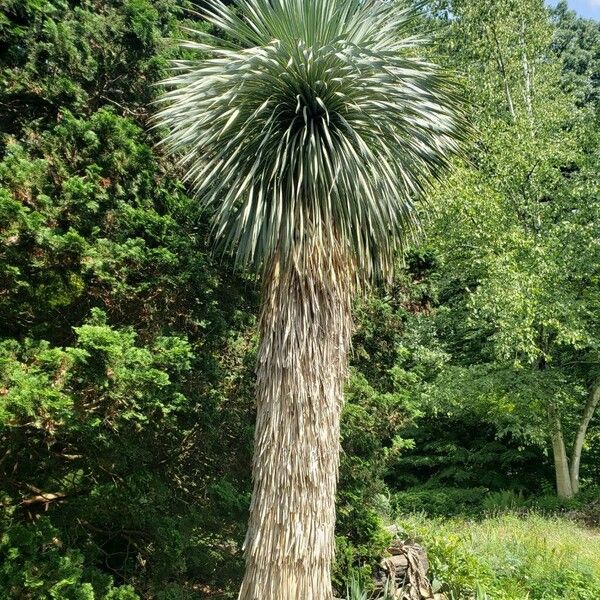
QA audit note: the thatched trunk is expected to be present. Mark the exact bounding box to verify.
[238,247,353,600]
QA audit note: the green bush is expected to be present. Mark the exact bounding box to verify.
[481,490,527,513]
[392,486,491,517]
[333,500,391,594]
[0,4,256,597]
[0,514,139,599]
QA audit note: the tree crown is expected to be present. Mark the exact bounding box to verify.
[156,0,466,280]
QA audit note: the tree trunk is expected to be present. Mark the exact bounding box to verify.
[569,382,600,495]
[520,20,533,121]
[239,247,354,600]
[550,408,574,499]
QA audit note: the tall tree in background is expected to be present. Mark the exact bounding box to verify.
[420,0,600,499]
[552,0,600,112]
[155,0,464,597]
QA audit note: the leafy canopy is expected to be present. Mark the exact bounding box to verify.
[156,0,466,280]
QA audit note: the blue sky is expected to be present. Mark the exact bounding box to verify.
[547,0,600,19]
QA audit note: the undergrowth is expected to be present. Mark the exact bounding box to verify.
[395,513,600,600]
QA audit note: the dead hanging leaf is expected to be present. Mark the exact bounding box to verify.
[379,540,442,600]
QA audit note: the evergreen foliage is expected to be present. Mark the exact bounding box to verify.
[1,2,257,596]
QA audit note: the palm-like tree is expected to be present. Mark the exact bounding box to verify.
[155,1,465,598]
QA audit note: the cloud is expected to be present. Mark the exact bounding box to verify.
[587,0,600,9]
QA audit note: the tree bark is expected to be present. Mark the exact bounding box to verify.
[569,382,600,495]
[549,408,574,499]
[239,247,353,600]
[520,20,533,121]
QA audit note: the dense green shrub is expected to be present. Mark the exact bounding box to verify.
[392,486,492,517]
[0,2,256,597]
[0,514,139,599]
[392,485,600,521]
[333,515,391,594]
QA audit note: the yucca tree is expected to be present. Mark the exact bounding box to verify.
[155,1,465,598]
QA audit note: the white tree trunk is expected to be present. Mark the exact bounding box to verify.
[520,20,533,120]
[239,249,353,600]
[550,408,574,500]
[569,383,600,495]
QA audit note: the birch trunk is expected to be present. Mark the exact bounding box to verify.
[239,247,353,600]
[569,383,600,495]
[550,408,574,500]
[520,20,533,121]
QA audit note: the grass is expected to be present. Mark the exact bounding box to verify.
[394,513,600,600]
